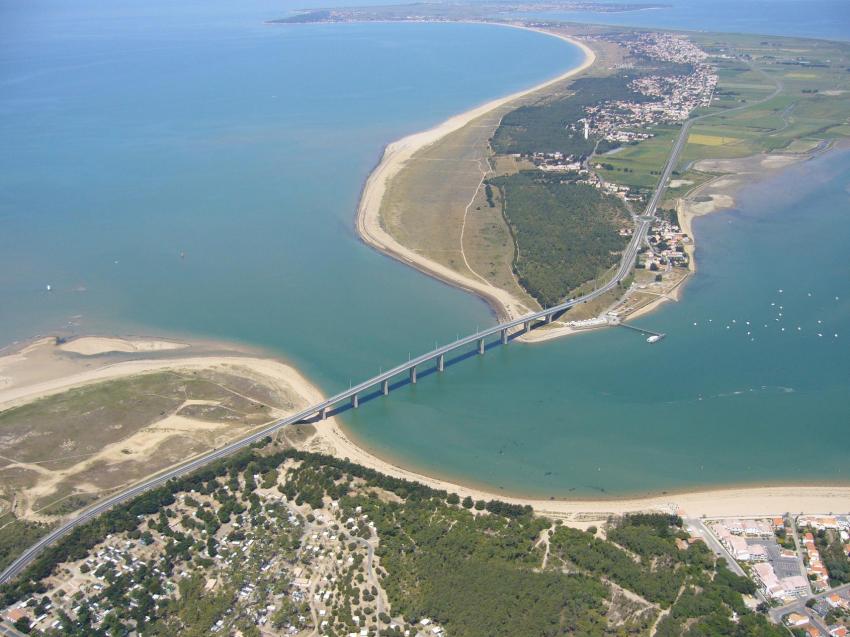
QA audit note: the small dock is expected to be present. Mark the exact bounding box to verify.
[618,322,666,342]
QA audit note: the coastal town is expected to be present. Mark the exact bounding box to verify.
[584,32,718,143]
[701,515,850,636]
[1,453,445,637]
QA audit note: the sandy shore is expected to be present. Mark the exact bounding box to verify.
[0,337,321,413]
[306,412,850,526]
[57,336,189,356]
[3,336,847,523]
[355,27,596,328]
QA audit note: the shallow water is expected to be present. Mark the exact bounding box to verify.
[2,0,848,497]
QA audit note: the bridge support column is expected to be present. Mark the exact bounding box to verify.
[546,313,553,324]
[501,328,508,345]
[351,394,359,409]
[381,380,389,396]
[410,367,417,384]
[320,407,329,421]
[524,320,531,334]
[437,354,444,372]
[477,338,485,355]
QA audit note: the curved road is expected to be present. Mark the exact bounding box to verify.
[0,59,784,587]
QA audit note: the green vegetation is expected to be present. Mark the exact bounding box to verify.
[492,74,647,157]
[0,517,52,573]
[813,528,850,585]
[1,445,788,637]
[489,172,630,306]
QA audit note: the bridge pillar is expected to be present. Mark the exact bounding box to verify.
[477,338,485,355]
[320,407,329,421]
[437,354,444,372]
[351,394,359,409]
[381,379,389,396]
[501,328,508,345]
[410,366,417,384]
[546,313,553,324]
[524,320,531,334]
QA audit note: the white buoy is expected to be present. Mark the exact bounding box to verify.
[46,284,51,292]
[781,328,785,332]
[779,289,783,293]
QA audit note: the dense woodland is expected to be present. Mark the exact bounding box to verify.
[489,172,630,306]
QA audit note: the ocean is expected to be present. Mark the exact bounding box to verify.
[1,0,848,497]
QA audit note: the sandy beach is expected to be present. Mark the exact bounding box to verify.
[0,336,322,412]
[355,27,596,330]
[306,409,850,526]
[2,336,848,525]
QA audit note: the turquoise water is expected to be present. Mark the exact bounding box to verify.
[348,148,850,497]
[2,0,848,497]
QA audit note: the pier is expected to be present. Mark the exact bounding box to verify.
[617,322,666,340]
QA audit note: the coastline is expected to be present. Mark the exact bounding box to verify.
[355,26,597,326]
[306,408,850,525]
[3,335,848,527]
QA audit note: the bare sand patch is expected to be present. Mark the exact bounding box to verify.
[0,338,323,523]
[58,336,188,356]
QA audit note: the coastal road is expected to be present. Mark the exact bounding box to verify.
[769,582,850,624]
[1,52,762,587]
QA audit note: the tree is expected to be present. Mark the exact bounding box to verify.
[462,496,473,509]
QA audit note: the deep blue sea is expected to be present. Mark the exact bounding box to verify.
[1,0,848,496]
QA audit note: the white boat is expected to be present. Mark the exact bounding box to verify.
[646,334,664,343]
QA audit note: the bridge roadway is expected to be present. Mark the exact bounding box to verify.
[0,112,694,587]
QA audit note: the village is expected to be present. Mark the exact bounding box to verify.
[1,457,444,637]
[585,32,718,143]
[704,515,850,637]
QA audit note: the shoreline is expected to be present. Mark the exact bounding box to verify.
[3,335,848,524]
[355,25,597,326]
[307,409,850,523]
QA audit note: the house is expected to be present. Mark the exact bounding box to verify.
[748,544,769,562]
[728,536,751,561]
[784,612,809,627]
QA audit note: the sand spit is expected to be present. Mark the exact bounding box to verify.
[58,336,189,356]
[355,27,596,329]
[0,337,321,413]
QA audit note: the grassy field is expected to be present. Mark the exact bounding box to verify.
[0,367,299,529]
[594,32,850,195]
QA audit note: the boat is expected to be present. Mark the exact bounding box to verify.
[646,334,665,343]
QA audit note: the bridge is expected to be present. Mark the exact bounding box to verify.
[0,109,692,588]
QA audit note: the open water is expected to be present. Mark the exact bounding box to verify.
[1,0,848,496]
